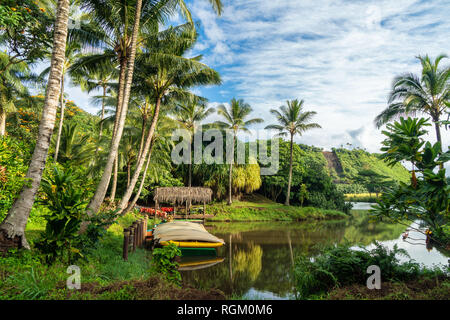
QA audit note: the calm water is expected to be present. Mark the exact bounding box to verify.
[180,210,450,299]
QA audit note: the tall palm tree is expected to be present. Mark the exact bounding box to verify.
[0,52,30,136]
[375,54,450,152]
[39,41,83,162]
[70,65,118,155]
[117,23,221,214]
[79,0,222,217]
[215,98,263,205]
[124,114,175,213]
[265,99,321,205]
[0,0,70,251]
[172,96,215,186]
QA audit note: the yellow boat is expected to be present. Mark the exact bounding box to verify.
[160,240,224,248]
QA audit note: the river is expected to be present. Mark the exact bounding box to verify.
[179,205,449,299]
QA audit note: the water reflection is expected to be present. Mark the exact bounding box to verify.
[180,212,449,299]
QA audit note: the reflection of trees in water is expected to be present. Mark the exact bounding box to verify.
[183,214,412,297]
[180,238,263,297]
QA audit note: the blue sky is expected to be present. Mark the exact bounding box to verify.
[61,0,450,153]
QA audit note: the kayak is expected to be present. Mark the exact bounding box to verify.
[160,240,224,248]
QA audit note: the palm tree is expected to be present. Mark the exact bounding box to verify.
[172,96,215,186]
[70,66,118,155]
[265,99,321,205]
[0,0,71,251]
[78,0,222,217]
[116,23,221,214]
[375,54,450,152]
[39,41,83,162]
[215,98,263,205]
[55,122,96,167]
[0,52,30,136]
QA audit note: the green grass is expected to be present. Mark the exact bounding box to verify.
[206,198,348,222]
[0,209,156,300]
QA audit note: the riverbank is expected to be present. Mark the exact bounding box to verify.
[206,197,348,222]
[0,210,224,300]
[325,276,450,300]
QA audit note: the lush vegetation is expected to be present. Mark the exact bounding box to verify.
[292,242,449,299]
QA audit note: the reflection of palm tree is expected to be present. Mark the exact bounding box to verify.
[229,234,233,292]
[287,231,294,267]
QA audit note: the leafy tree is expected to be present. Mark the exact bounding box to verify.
[0,0,71,252]
[371,117,450,244]
[265,99,321,205]
[375,54,450,156]
[215,98,263,205]
[172,96,215,187]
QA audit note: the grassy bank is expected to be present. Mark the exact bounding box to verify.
[206,198,348,222]
[0,209,225,300]
[292,242,450,300]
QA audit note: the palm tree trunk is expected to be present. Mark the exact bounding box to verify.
[54,75,65,162]
[285,133,294,206]
[117,96,161,213]
[227,134,235,205]
[0,0,70,252]
[85,0,143,218]
[0,109,6,136]
[188,135,192,187]
[433,116,443,169]
[95,84,106,157]
[124,140,154,214]
[127,162,131,188]
[137,117,147,161]
[110,155,118,201]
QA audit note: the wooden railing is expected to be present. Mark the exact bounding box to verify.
[122,215,148,261]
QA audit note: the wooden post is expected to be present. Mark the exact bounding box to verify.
[138,219,143,247]
[123,228,130,261]
[185,199,188,220]
[130,226,136,252]
[143,215,148,247]
[140,219,144,247]
[133,222,138,251]
[154,200,158,224]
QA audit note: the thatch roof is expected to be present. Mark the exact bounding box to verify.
[154,187,213,204]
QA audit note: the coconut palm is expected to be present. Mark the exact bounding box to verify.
[265,99,321,205]
[55,122,96,167]
[39,41,84,162]
[0,0,71,251]
[215,98,263,205]
[0,52,30,136]
[70,66,118,153]
[117,23,221,213]
[172,96,215,186]
[375,54,450,152]
[77,0,222,217]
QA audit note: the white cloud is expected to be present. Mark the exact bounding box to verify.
[190,0,450,153]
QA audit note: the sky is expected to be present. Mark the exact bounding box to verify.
[61,0,450,154]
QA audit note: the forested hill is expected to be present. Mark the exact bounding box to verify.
[321,147,410,193]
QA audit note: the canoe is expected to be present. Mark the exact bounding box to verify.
[153,221,225,246]
[160,240,224,248]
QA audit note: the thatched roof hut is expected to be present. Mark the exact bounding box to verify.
[154,187,213,205]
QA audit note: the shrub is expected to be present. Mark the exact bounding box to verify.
[151,243,182,286]
[292,242,447,299]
